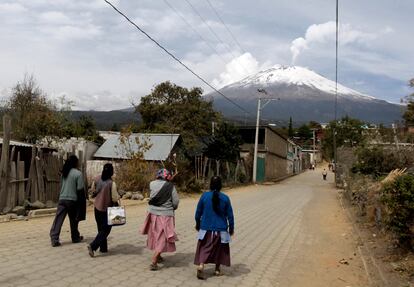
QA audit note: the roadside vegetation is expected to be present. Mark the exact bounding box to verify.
[1,74,103,144]
[336,78,414,255]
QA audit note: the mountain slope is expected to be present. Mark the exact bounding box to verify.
[206,66,403,124]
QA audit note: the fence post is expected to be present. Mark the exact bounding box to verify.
[0,115,11,212]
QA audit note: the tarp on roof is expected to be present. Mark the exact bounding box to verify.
[93,133,180,161]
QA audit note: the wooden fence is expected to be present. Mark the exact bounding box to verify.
[0,115,89,213]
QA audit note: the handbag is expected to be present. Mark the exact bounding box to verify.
[107,205,126,226]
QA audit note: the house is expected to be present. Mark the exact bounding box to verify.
[93,133,181,161]
[88,133,181,183]
[238,126,304,182]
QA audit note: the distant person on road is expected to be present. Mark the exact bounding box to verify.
[141,168,179,271]
[87,163,120,257]
[322,169,328,180]
[50,155,86,247]
[194,176,234,280]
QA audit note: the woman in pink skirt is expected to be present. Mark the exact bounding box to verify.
[194,176,234,279]
[141,169,179,270]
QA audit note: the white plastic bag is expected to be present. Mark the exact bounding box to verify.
[107,206,126,226]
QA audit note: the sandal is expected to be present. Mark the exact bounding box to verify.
[150,263,158,271]
[157,256,164,263]
[196,266,205,280]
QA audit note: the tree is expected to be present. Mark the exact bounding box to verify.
[322,116,366,159]
[288,117,293,138]
[137,81,220,156]
[5,75,61,143]
[403,78,414,127]
[204,122,242,163]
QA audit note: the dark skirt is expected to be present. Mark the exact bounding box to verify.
[194,231,231,266]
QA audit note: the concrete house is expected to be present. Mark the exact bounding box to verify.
[238,126,303,182]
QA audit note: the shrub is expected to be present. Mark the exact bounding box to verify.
[381,174,414,248]
[352,146,405,177]
[114,127,154,193]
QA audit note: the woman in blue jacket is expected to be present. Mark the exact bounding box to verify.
[194,176,234,280]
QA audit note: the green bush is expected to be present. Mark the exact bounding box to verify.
[352,146,402,177]
[381,174,414,248]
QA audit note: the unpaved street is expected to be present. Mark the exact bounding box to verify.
[0,169,373,286]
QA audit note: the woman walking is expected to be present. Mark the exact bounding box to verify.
[141,169,179,270]
[50,155,85,247]
[194,176,234,280]
[87,163,120,257]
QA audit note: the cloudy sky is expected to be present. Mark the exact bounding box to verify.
[0,0,412,110]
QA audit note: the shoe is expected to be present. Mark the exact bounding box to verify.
[196,267,205,280]
[72,236,84,243]
[87,244,94,258]
[150,263,158,271]
[51,241,61,247]
[157,256,164,263]
[214,270,222,276]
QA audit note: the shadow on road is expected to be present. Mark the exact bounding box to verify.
[161,252,195,268]
[109,244,144,255]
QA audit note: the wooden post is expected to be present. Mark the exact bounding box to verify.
[7,159,17,209]
[17,152,25,206]
[36,150,45,202]
[0,115,11,212]
[234,160,240,183]
[27,146,38,202]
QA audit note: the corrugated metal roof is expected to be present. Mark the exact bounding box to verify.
[93,133,180,161]
[0,138,33,148]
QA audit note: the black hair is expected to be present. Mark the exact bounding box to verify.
[210,176,222,215]
[62,155,79,178]
[101,163,114,181]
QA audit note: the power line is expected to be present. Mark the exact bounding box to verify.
[205,0,246,55]
[162,0,228,65]
[183,0,251,75]
[333,0,339,183]
[104,0,252,116]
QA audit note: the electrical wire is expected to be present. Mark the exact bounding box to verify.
[162,0,228,65]
[104,0,252,116]
[184,0,251,75]
[205,0,246,55]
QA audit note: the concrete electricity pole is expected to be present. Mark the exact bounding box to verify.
[253,89,279,183]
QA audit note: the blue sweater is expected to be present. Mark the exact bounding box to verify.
[195,191,234,232]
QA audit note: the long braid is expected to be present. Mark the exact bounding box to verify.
[210,176,222,215]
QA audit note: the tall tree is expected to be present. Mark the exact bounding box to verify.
[204,122,242,163]
[322,116,366,159]
[137,81,221,155]
[403,78,414,126]
[288,117,294,138]
[6,75,61,143]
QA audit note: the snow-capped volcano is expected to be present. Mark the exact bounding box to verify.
[206,65,403,124]
[228,65,374,100]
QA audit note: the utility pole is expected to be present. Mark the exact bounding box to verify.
[312,129,316,166]
[253,89,279,183]
[333,0,339,184]
[253,98,262,183]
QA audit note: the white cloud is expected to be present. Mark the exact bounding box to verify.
[290,21,379,64]
[41,24,102,40]
[211,53,270,88]
[38,11,71,24]
[0,2,27,13]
